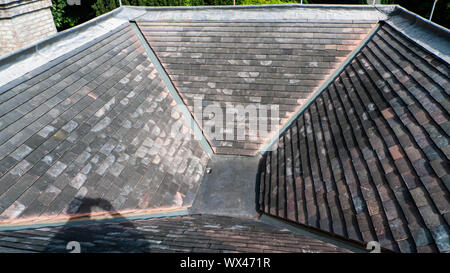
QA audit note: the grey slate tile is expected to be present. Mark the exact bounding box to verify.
[138,21,375,155]
[0,25,209,222]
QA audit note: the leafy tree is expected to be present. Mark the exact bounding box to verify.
[51,0,80,30]
[51,0,98,30]
[92,0,121,16]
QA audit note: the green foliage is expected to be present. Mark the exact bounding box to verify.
[51,0,79,30]
[92,0,120,16]
[51,0,98,30]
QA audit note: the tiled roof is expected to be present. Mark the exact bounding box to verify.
[0,214,351,253]
[137,20,377,155]
[0,4,448,254]
[258,22,450,253]
[0,24,209,220]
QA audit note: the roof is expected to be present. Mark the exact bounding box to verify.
[0,4,448,253]
[259,22,450,253]
[0,24,209,220]
[137,20,376,155]
[0,214,352,253]
[131,5,391,156]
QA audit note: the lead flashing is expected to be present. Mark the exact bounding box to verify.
[386,6,450,63]
[132,4,391,22]
[0,7,129,89]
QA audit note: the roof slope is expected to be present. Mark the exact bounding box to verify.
[258,23,450,253]
[137,20,377,155]
[0,214,351,253]
[0,24,209,220]
[0,4,448,254]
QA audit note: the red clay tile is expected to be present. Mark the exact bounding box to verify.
[381,108,395,119]
[389,145,403,160]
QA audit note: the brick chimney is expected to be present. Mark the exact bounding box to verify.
[0,0,57,56]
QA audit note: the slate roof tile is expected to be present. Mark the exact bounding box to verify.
[0,4,447,253]
[0,25,210,221]
[137,20,377,155]
[258,23,450,253]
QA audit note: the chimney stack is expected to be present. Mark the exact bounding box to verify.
[0,0,57,56]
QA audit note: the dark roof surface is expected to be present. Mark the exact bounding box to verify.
[0,4,448,254]
[258,23,450,253]
[0,24,209,220]
[0,214,351,253]
[137,20,376,155]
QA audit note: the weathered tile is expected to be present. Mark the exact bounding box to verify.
[257,23,450,253]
